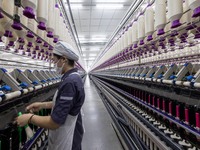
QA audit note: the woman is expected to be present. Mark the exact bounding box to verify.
[16,41,85,150]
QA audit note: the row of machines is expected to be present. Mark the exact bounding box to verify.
[90,62,200,150]
[0,68,61,150]
[0,68,61,103]
[98,62,200,88]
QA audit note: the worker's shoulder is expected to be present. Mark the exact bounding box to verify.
[69,73,82,80]
[63,73,82,84]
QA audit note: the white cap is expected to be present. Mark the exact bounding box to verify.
[53,41,79,61]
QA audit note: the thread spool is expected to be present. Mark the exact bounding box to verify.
[185,108,189,125]
[37,0,48,30]
[137,15,145,45]
[155,0,167,35]
[145,6,154,41]
[167,0,183,28]
[169,101,172,116]
[189,0,200,17]
[176,105,180,120]
[128,25,133,47]
[132,21,138,48]
[162,99,166,112]
[157,97,160,109]
[148,94,151,104]
[53,6,60,43]
[22,0,37,19]
[152,96,155,107]
[195,112,200,130]
[46,0,55,38]
[0,0,15,37]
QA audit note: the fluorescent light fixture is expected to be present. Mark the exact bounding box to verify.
[70,4,83,9]
[89,54,97,56]
[82,49,100,52]
[89,57,96,59]
[95,0,126,2]
[79,37,107,43]
[91,37,107,41]
[94,40,107,43]
[96,4,124,9]
[91,35,107,38]
[69,0,83,3]
[79,37,107,41]
[80,40,106,43]
[84,57,95,60]
[85,60,94,61]
[89,49,101,51]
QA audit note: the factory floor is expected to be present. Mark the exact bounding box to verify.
[82,76,123,150]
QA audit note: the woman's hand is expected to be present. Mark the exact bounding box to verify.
[26,102,43,113]
[15,114,32,127]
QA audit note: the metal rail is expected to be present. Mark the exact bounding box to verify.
[92,75,200,148]
[91,76,181,150]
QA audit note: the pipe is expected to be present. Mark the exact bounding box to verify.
[59,0,82,55]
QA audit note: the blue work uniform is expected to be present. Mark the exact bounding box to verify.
[48,68,85,150]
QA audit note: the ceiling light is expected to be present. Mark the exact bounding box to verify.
[70,4,83,9]
[85,60,94,62]
[89,54,97,56]
[80,39,107,43]
[92,35,107,38]
[89,49,101,51]
[91,38,107,41]
[96,4,124,9]
[79,37,107,41]
[95,0,126,2]
[82,49,100,52]
[84,57,95,59]
[69,0,83,3]
[80,41,106,43]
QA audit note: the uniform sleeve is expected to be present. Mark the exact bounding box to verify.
[51,82,76,125]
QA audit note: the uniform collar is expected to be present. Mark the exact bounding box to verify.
[61,68,78,81]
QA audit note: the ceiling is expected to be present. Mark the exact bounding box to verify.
[68,0,134,70]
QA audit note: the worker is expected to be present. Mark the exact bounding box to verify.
[15,41,85,150]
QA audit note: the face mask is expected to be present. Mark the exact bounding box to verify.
[55,59,65,74]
